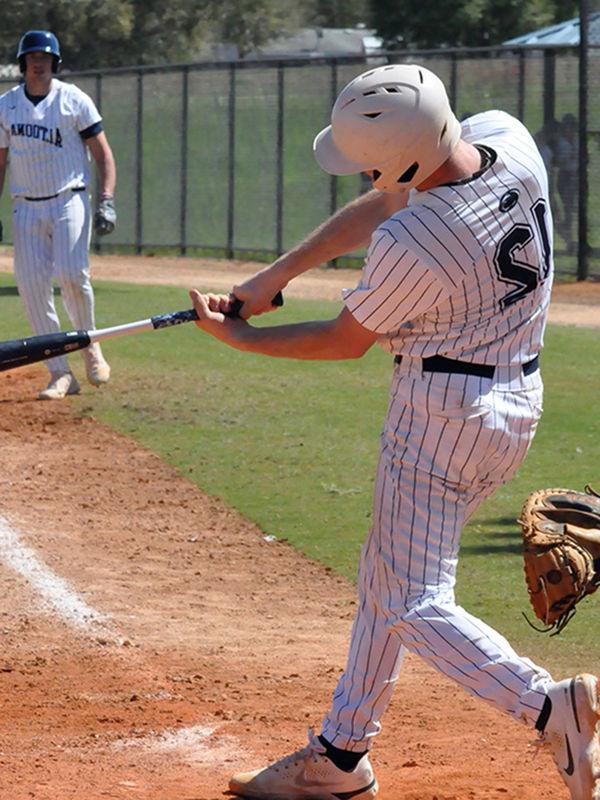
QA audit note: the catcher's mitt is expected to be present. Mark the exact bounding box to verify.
[94,197,116,236]
[519,485,600,634]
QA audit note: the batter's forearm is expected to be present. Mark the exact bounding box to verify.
[190,291,377,360]
[229,318,367,360]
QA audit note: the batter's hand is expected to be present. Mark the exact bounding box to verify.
[232,268,287,319]
[189,290,246,346]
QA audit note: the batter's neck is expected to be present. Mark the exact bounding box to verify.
[25,76,53,98]
[417,140,481,191]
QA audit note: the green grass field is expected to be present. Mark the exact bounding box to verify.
[0,271,598,676]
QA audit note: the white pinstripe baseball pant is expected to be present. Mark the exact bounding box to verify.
[321,356,552,751]
[12,190,95,375]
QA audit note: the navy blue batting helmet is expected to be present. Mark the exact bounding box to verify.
[17,31,61,73]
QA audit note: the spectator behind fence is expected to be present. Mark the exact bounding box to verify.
[555,113,579,255]
[534,119,560,232]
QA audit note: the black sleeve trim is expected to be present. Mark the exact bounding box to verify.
[80,121,103,140]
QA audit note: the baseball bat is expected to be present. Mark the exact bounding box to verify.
[0,291,283,373]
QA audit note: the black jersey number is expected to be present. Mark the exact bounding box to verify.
[494,199,551,310]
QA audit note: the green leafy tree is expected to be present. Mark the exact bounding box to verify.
[210,0,307,57]
[369,0,480,48]
[370,0,583,49]
[3,0,581,70]
[552,0,581,19]
[306,0,370,28]
[466,0,556,45]
[1,0,375,69]
[0,0,213,69]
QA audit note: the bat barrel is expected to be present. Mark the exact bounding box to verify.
[0,331,91,372]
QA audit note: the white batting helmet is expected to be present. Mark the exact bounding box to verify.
[313,64,462,192]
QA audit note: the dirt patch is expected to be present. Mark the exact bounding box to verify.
[0,250,589,799]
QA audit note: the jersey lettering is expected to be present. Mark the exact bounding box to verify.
[10,122,63,148]
[532,198,552,279]
[493,199,551,310]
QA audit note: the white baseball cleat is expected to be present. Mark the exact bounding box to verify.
[229,729,378,800]
[538,674,600,800]
[82,343,110,386]
[38,371,81,400]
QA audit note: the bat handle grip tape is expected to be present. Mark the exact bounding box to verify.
[225,290,284,318]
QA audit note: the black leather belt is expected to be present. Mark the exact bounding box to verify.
[394,353,539,378]
[24,186,86,201]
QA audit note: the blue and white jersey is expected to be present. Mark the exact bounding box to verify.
[0,79,101,199]
[343,111,554,366]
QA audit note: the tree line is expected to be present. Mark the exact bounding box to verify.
[0,0,587,71]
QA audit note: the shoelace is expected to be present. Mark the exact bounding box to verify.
[272,728,326,771]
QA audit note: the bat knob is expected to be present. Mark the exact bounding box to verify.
[225,291,284,318]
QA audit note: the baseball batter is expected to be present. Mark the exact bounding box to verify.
[0,30,117,400]
[191,65,599,800]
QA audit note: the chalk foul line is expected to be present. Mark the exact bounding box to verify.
[0,516,119,640]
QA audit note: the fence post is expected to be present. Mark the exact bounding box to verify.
[227,64,236,260]
[276,64,285,256]
[578,0,590,280]
[135,70,143,255]
[180,66,189,256]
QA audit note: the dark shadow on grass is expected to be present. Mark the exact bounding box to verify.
[461,517,523,555]
[461,541,523,555]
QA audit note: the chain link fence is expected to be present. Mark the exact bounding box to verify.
[1,46,598,279]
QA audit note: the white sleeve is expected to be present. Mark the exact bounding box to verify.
[343,228,450,334]
[75,89,102,133]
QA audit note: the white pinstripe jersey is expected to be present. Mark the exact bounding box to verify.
[0,79,100,199]
[344,111,554,366]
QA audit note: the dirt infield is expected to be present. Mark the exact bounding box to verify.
[0,251,597,800]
